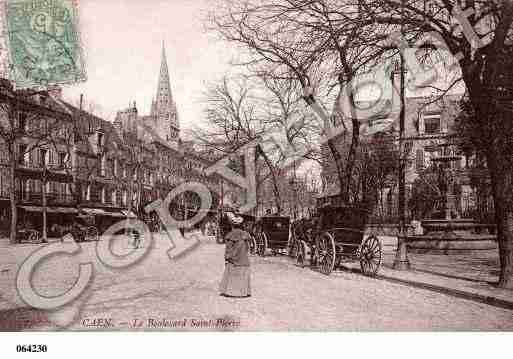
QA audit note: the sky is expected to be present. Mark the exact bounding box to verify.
[61,0,234,131]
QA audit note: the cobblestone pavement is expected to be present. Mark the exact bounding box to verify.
[0,234,512,331]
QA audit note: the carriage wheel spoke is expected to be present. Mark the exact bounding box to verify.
[370,238,379,252]
[318,239,326,252]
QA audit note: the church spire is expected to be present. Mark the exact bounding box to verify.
[156,41,172,107]
[153,41,179,140]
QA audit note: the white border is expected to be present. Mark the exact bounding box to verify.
[1,332,512,359]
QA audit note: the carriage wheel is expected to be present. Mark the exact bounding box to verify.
[248,235,257,255]
[86,226,99,241]
[257,233,268,257]
[317,233,336,275]
[359,235,382,277]
[296,240,308,267]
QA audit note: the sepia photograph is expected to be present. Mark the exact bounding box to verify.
[0,0,512,353]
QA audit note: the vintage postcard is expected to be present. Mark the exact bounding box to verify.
[0,0,512,350]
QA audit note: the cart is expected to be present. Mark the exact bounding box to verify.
[17,228,42,243]
[52,214,99,242]
[294,205,382,276]
[255,215,290,256]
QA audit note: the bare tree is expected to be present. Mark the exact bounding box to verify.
[208,0,395,205]
[358,0,513,289]
[195,75,284,213]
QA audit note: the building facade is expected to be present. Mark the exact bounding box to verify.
[0,45,232,241]
[320,88,489,223]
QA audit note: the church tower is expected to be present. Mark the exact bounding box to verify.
[152,42,180,140]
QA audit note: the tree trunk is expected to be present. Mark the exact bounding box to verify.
[326,137,345,200]
[9,146,17,244]
[343,117,360,203]
[496,205,513,289]
[326,86,360,204]
[487,153,513,289]
[257,145,281,214]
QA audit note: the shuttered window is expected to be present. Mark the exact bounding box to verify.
[416,149,425,171]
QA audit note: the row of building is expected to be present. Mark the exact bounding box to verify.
[0,45,237,240]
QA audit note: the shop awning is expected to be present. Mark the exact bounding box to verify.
[120,210,137,218]
[20,206,77,214]
[81,208,107,216]
[102,211,126,218]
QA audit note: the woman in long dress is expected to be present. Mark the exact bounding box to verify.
[219,213,251,298]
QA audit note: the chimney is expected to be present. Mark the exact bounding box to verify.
[47,85,63,99]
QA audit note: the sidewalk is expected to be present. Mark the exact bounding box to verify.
[342,236,513,310]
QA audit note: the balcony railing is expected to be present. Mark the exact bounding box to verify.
[17,191,76,205]
[16,161,70,172]
[81,197,118,207]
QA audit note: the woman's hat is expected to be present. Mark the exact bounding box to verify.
[226,211,243,225]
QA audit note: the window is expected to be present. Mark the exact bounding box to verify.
[39,149,48,167]
[97,132,104,148]
[100,156,106,176]
[58,152,66,168]
[21,179,29,201]
[18,113,28,132]
[18,144,28,165]
[35,179,42,194]
[416,149,425,171]
[424,115,441,134]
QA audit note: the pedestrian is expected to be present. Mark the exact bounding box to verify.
[219,212,251,298]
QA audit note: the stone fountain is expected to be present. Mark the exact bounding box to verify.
[407,143,497,254]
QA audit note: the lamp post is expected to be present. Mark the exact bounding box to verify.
[289,161,299,220]
[392,0,410,270]
[41,160,48,243]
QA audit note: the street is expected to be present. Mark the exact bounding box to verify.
[1,234,512,331]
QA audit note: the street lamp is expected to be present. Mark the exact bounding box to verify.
[392,0,411,271]
[41,158,48,243]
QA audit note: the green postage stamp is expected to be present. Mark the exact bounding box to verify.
[3,0,86,88]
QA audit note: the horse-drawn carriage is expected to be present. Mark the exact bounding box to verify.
[293,205,382,276]
[52,213,99,242]
[254,215,290,256]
